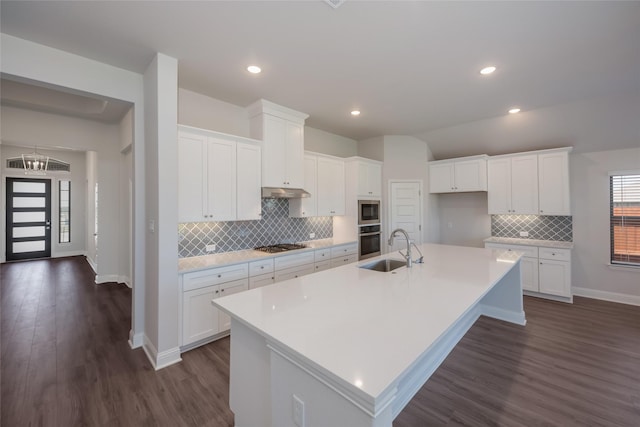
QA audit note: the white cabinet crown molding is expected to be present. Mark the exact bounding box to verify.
[488,146,573,160]
[246,99,309,123]
[178,124,261,145]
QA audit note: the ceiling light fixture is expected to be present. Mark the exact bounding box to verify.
[508,108,521,114]
[247,65,261,74]
[480,66,496,75]
[351,110,361,116]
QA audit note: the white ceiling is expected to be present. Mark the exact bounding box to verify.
[1,1,639,158]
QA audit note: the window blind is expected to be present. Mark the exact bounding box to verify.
[610,174,640,265]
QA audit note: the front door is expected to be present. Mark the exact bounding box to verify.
[5,177,52,261]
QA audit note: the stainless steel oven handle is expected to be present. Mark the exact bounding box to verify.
[359,232,381,237]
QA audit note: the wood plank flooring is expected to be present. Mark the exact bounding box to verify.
[2,256,639,426]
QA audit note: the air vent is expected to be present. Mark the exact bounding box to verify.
[324,0,346,9]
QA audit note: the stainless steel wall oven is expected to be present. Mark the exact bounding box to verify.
[359,224,381,260]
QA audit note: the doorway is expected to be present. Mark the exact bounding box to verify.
[388,180,423,252]
[5,177,52,261]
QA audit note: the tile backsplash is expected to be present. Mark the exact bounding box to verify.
[178,199,333,258]
[491,215,572,241]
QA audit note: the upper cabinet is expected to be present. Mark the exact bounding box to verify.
[488,148,571,215]
[355,160,382,198]
[428,155,488,193]
[538,150,571,215]
[247,99,309,189]
[290,152,345,217]
[178,126,261,223]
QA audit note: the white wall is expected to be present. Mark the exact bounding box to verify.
[118,109,133,286]
[1,145,87,258]
[358,136,385,162]
[305,127,357,157]
[86,151,98,269]
[571,147,640,303]
[143,53,180,369]
[437,192,490,248]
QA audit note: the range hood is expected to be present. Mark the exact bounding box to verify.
[261,187,310,199]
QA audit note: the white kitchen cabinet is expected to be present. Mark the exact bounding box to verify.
[275,264,315,281]
[178,126,261,223]
[314,260,331,273]
[247,99,309,189]
[289,154,317,218]
[316,155,345,216]
[249,258,275,289]
[538,150,571,215]
[249,273,275,289]
[357,161,382,198]
[330,243,358,267]
[236,142,262,220]
[488,155,538,214]
[485,242,571,300]
[429,155,488,194]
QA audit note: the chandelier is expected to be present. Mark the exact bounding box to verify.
[21,148,50,175]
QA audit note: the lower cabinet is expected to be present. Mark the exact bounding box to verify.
[182,277,249,347]
[330,243,358,268]
[485,243,571,300]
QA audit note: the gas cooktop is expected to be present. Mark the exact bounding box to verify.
[254,243,307,253]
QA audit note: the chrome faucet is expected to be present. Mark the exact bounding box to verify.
[388,228,423,268]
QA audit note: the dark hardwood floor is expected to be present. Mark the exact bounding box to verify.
[2,256,639,426]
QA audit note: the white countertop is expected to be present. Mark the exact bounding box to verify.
[484,236,574,249]
[178,237,358,273]
[213,243,523,401]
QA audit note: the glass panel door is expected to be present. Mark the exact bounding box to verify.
[6,178,52,261]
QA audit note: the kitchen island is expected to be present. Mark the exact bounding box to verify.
[213,243,526,427]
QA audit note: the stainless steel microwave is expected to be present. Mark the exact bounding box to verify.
[358,200,380,225]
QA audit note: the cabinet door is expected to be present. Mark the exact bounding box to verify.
[314,260,331,273]
[218,279,249,332]
[538,151,570,215]
[454,159,487,192]
[520,257,539,292]
[182,285,220,346]
[330,254,358,268]
[539,259,571,297]
[261,115,287,187]
[316,157,345,216]
[429,162,455,193]
[178,132,207,223]
[275,264,315,282]
[237,142,262,220]
[285,121,305,188]
[249,273,276,290]
[357,162,370,197]
[510,155,538,214]
[487,158,511,214]
[368,163,382,198]
[289,155,317,218]
[206,137,236,220]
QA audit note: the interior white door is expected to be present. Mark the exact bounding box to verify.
[389,181,422,253]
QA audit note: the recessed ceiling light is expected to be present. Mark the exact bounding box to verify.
[508,108,521,114]
[247,65,261,74]
[480,66,496,75]
[351,110,361,116]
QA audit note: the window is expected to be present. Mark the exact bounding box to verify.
[59,180,70,243]
[610,173,640,266]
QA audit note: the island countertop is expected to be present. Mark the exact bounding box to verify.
[213,243,524,404]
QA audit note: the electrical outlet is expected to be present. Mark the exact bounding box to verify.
[309,232,316,239]
[205,243,216,253]
[292,394,305,427]
[519,231,529,237]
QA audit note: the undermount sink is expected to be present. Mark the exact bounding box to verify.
[359,259,406,272]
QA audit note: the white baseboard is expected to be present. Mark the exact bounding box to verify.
[572,287,640,306]
[85,255,97,273]
[95,274,120,284]
[143,335,182,370]
[52,250,86,258]
[480,305,527,326]
[119,276,132,288]
[129,330,144,349]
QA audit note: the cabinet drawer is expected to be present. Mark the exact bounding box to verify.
[539,247,571,261]
[314,260,331,273]
[274,251,315,270]
[314,248,331,262]
[330,244,358,259]
[249,273,275,289]
[249,258,274,276]
[484,243,538,258]
[183,263,249,291]
[330,254,358,268]
[275,264,315,282]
